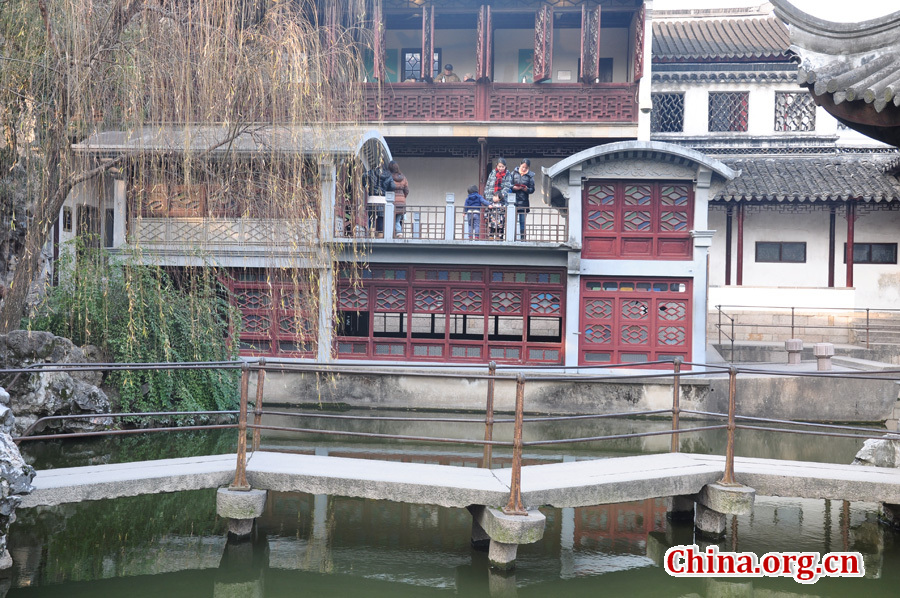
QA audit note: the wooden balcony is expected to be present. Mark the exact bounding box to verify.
[130,217,317,248]
[363,82,639,124]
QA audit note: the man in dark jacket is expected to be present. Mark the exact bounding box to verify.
[510,159,535,241]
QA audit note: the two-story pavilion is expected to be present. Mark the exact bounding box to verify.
[58,0,743,369]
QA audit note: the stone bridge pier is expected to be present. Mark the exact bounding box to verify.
[468,505,546,571]
[670,482,756,540]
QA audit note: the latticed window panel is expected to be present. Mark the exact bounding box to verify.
[234,288,271,310]
[278,314,314,337]
[530,292,561,315]
[339,286,368,310]
[774,92,816,132]
[334,266,565,365]
[584,299,613,319]
[621,299,649,319]
[658,326,686,345]
[622,325,649,344]
[658,301,687,321]
[587,210,615,231]
[491,291,523,314]
[651,93,685,133]
[452,290,483,313]
[243,314,271,335]
[586,184,616,206]
[583,325,612,344]
[375,288,407,311]
[414,288,445,312]
[624,185,652,206]
[708,92,749,132]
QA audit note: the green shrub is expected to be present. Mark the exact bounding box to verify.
[26,240,241,414]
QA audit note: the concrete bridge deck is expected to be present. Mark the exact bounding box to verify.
[20,451,900,509]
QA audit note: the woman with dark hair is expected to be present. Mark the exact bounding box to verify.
[483,158,511,240]
[510,158,535,240]
[386,160,409,237]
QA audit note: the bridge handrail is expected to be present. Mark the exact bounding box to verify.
[10,357,900,517]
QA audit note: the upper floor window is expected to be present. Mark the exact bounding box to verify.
[844,243,898,264]
[651,93,684,133]
[756,242,806,263]
[401,48,441,82]
[708,92,748,132]
[775,92,815,132]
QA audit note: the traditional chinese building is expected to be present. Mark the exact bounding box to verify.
[61,1,900,368]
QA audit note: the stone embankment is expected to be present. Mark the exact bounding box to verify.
[0,387,34,570]
[0,330,110,435]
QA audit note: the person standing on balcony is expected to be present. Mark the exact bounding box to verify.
[484,158,511,206]
[464,184,491,239]
[510,159,535,241]
[438,64,460,82]
[386,160,409,237]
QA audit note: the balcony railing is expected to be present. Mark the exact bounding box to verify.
[334,194,567,244]
[364,82,639,124]
[130,217,317,247]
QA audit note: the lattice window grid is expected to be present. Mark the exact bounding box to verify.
[651,93,684,133]
[775,92,815,132]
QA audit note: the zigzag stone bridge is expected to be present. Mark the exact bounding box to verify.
[22,450,900,570]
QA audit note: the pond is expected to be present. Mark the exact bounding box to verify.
[6,412,900,597]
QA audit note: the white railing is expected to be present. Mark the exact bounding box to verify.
[131,217,318,247]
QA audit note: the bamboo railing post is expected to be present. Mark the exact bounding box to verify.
[503,373,527,516]
[252,358,265,452]
[721,366,737,485]
[482,361,496,469]
[670,357,682,453]
[231,362,251,490]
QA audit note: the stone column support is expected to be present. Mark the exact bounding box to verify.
[668,494,695,522]
[815,342,835,371]
[694,482,756,540]
[468,505,546,571]
[217,488,267,538]
[384,192,395,240]
[785,339,803,365]
[445,193,456,241]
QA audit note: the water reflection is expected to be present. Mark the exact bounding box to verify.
[6,486,900,597]
[8,414,900,597]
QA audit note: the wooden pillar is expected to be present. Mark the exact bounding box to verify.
[533,5,553,83]
[580,4,602,83]
[846,200,856,288]
[736,203,744,286]
[476,5,493,83]
[478,137,489,192]
[373,0,385,82]
[725,206,733,286]
[828,205,836,288]
[421,6,435,82]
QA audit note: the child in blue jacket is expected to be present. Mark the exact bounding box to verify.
[464,184,491,239]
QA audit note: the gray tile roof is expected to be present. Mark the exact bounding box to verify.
[715,156,900,202]
[653,17,790,62]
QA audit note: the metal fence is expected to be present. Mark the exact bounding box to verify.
[10,358,900,517]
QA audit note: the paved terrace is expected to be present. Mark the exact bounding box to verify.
[20,451,900,509]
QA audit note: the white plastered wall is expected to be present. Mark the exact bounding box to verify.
[399,156,553,208]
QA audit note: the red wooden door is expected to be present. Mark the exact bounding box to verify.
[579,277,691,367]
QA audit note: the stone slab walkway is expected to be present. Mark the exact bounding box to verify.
[21,451,900,509]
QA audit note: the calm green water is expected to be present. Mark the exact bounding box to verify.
[7,413,900,597]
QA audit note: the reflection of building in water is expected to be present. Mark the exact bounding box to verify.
[574,499,668,552]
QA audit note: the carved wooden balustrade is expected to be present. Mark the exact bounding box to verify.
[364,82,639,123]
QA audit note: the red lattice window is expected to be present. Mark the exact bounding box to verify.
[226,270,317,357]
[583,180,693,259]
[579,277,691,367]
[335,265,565,364]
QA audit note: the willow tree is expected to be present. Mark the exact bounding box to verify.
[0,0,372,334]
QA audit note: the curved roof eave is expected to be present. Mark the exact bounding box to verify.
[544,141,739,181]
[771,0,900,53]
